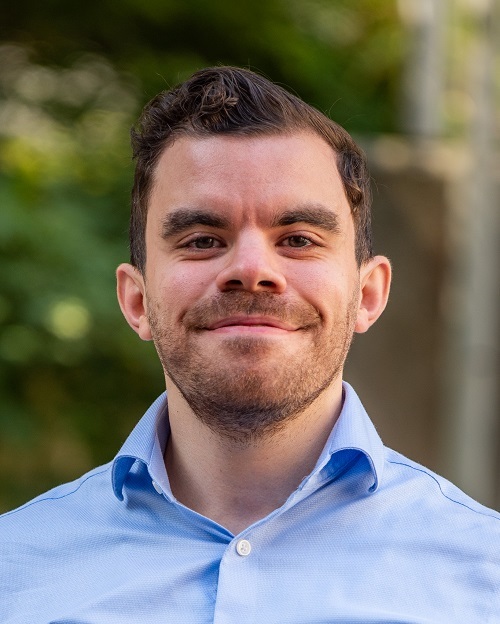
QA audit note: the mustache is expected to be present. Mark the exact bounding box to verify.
[182,291,321,329]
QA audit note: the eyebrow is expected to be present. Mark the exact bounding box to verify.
[271,206,341,233]
[161,209,230,238]
[160,204,341,238]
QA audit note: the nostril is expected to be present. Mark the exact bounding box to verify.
[258,281,275,287]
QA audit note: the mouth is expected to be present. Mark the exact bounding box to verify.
[206,316,299,333]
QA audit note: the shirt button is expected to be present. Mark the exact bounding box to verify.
[152,480,163,495]
[236,539,252,556]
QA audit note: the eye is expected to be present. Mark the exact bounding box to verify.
[187,236,223,249]
[281,235,313,248]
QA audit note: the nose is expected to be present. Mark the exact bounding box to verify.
[215,232,287,293]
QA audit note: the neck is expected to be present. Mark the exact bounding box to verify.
[164,379,343,535]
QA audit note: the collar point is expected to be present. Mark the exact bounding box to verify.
[111,456,137,501]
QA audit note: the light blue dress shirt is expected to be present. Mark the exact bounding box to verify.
[1,382,499,623]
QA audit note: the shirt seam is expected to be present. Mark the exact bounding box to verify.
[0,466,111,520]
[388,460,499,521]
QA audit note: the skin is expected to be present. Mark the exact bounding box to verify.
[117,132,391,534]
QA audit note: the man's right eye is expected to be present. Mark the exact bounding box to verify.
[187,236,222,249]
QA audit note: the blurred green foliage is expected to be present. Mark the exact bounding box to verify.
[0,0,404,511]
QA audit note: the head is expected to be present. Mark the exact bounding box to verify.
[118,67,390,443]
[130,66,373,273]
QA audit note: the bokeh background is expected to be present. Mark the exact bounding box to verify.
[0,0,498,512]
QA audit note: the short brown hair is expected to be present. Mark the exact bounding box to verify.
[130,66,373,272]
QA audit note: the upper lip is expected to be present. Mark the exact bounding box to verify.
[207,316,298,331]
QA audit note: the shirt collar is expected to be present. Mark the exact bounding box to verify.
[310,381,385,492]
[112,393,169,501]
[111,381,385,501]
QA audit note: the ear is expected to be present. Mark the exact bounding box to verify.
[116,263,152,341]
[354,255,392,334]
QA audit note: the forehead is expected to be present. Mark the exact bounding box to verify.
[149,132,352,225]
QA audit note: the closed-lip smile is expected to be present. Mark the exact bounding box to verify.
[207,316,298,332]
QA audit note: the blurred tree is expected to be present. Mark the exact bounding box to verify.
[0,0,404,511]
[0,47,164,509]
[2,0,403,131]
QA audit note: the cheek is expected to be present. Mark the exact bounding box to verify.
[289,263,342,299]
[152,266,214,316]
[290,264,358,320]
[170,265,214,296]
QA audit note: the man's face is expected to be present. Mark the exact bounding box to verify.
[138,132,365,440]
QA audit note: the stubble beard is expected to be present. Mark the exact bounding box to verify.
[147,290,358,445]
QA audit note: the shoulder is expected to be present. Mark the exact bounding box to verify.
[0,461,114,534]
[382,446,500,526]
[373,447,499,614]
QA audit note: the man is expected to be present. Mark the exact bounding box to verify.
[1,67,498,623]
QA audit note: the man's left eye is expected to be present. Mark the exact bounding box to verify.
[282,235,312,248]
